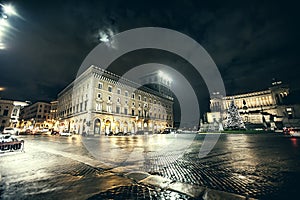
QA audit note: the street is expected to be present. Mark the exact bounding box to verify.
[1,133,299,199]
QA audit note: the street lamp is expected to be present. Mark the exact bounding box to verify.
[1,4,17,16]
[0,3,18,50]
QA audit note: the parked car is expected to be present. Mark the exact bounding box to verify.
[59,132,72,136]
[288,128,300,137]
[0,134,16,142]
[3,127,20,135]
[51,129,59,135]
[162,128,176,134]
[23,129,32,135]
[0,134,24,152]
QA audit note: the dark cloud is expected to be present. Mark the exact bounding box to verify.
[0,0,299,115]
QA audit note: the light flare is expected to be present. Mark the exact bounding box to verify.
[97,28,117,49]
[2,4,17,16]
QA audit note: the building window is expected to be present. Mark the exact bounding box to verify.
[84,101,87,111]
[132,109,135,116]
[108,86,112,92]
[125,91,129,97]
[132,102,135,106]
[117,88,121,94]
[125,100,128,105]
[144,97,147,102]
[149,99,152,103]
[3,110,8,116]
[124,108,128,115]
[107,105,112,113]
[116,106,120,114]
[96,103,102,111]
[97,93,102,99]
[108,96,111,101]
[117,98,121,103]
[154,100,156,104]
[132,93,135,99]
[138,95,141,100]
[80,103,83,112]
[98,82,103,89]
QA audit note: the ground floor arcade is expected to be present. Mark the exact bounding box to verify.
[59,113,171,135]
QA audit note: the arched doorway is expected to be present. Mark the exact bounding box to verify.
[131,122,136,134]
[115,121,120,133]
[154,123,157,133]
[105,120,111,135]
[94,118,101,134]
[123,122,128,134]
[83,119,86,134]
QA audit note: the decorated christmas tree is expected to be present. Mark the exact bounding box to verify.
[224,100,245,130]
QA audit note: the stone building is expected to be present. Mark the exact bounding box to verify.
[49,100,58,121]
[20,101,51,129]
[57,65,174,135]
[205,80,298,130]
[0,99,28,130]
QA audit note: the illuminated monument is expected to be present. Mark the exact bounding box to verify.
[205,80,299,130]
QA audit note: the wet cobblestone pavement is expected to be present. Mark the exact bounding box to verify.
[88,185,195,200]
[138,134,300,199]
[1,133,300,199]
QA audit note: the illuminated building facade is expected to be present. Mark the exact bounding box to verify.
[20,102,51,129]
[205,80,298,129]
[0,99,28,130]
[49,100,58,121]
[57,65,174,135]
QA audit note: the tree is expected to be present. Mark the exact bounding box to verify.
[224,100,245,130]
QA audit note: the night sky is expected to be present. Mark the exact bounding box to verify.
[1,0,300,116]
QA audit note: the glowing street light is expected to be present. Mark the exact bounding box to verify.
[0,3,18,50]
[1,4,17,16]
